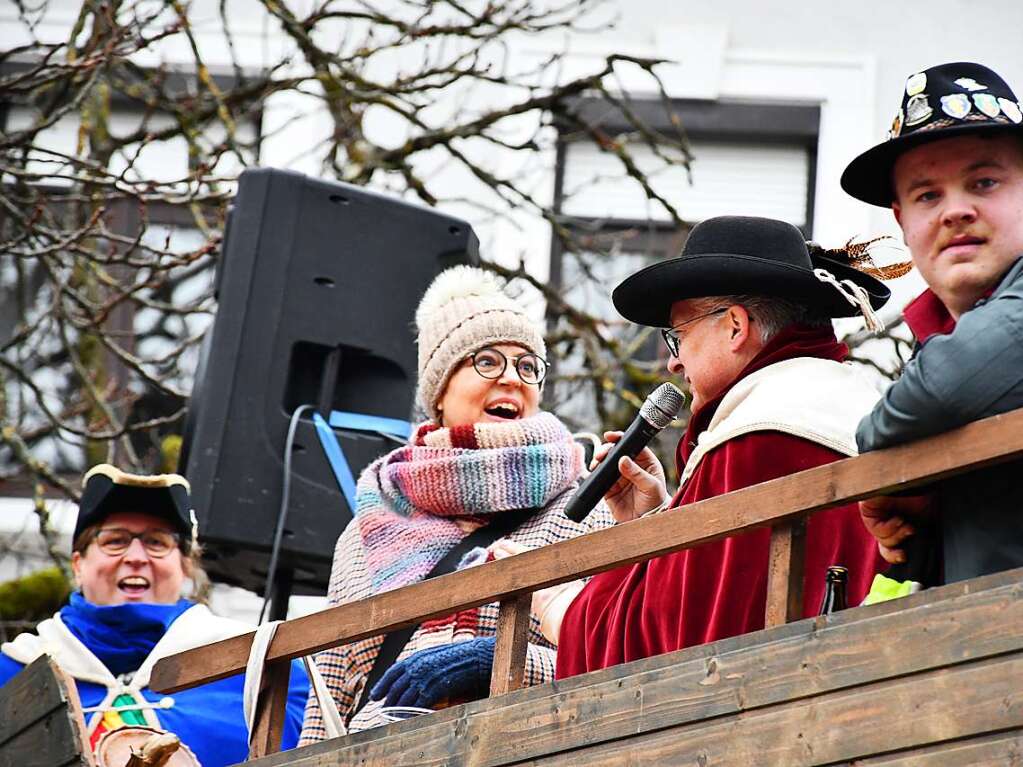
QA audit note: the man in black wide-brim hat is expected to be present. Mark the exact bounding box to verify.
[555,215,893,678]
[844,62,1023,586]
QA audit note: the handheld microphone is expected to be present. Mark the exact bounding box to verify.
[564,382,686,523]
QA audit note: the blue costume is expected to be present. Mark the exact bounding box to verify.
[0,593,308,767]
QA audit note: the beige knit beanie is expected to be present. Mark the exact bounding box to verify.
[416,265,547,421]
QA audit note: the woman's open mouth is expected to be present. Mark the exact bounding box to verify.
[118,576,151,597]
[484,401,521,420]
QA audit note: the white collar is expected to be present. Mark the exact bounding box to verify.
[1,604,250,691]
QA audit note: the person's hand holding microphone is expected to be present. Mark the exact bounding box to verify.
[590,432,669,523]
[563,383,685,525]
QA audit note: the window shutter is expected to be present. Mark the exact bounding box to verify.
[561,140,810,227]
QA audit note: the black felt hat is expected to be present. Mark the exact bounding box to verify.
[612,216,890,328]
[74,464,195,547]
[842,62,1023,207]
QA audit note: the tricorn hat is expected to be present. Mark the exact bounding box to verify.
[75,464,196,548]
[612,216,890,328]
[842,62,1023,207]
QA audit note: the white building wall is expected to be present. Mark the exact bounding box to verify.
[598,0,1023,306]
[5,1,1022,283]
[3,1,1022,619]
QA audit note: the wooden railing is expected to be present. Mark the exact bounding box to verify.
[150,407,1023,759]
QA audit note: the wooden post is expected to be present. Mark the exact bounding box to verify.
[0,655,95,767]
[53,660,93,765]
[489,593,531,696]
[765,518,807,627]
[247,660,291,759]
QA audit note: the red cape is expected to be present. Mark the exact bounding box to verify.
[556,326,886,678]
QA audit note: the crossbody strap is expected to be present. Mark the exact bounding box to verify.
[352,507,535,716]
[244,621,346,742]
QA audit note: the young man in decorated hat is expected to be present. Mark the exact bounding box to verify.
[842,62,1023,584]
[553,215,891,677]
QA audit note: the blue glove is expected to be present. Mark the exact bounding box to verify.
[370,637,496,709]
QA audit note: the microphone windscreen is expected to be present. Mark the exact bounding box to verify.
[641,383,687,429]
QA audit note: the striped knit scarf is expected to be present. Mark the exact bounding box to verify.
[355,412,582,594]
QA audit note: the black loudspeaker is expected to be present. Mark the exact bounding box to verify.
[180,168,479,594]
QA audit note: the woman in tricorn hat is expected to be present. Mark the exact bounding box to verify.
[0,465,310,766]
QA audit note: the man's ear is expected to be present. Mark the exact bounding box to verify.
[892,200,903,227]
[727,305,753,350]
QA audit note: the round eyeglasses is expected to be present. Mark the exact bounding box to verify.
[660,308,728,358]
[468,347,547,385]
[92,528,181,558]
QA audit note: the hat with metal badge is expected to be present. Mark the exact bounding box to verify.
[612,215,890,329]
[842,62,1023,207]
[74,464,197,549]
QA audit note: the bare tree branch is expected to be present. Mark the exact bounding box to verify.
[1,0,695,508]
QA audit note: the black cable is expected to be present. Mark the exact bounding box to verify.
[259,404,314,624]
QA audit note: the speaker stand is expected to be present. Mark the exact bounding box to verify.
[268,567,294,621]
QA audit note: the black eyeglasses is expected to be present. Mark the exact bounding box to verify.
[660,308,729,358]
[92,528,181,558]
[468,347,547,385]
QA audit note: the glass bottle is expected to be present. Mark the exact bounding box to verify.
[818,565,848,615]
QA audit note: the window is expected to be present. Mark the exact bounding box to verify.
[547,97,820,464]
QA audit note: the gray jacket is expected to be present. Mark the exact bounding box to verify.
[857,257,1023,583]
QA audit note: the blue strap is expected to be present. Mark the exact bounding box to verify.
[312,411,413,510]
[313,413,358,509]
[328,411,412,440]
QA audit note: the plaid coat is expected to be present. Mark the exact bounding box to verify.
[300,477,611,741]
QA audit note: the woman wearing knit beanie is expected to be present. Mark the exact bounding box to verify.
[300,266,611,741]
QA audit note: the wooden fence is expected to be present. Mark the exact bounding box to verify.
[150,407,1023,759]
[240,565,1023,766]
[0,655,93,767]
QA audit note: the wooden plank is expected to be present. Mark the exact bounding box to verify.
[529,653,1023,766]
[152,408,1023,695]
[247,660,292,760]
[764,518,806,627]
[238,568,1023,767]
[53,661,93,767]
[0,655,92,767]
[853,730,1023,766]
[0,708,94,767]
[489,594,531,697]
[0,655,66,746]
